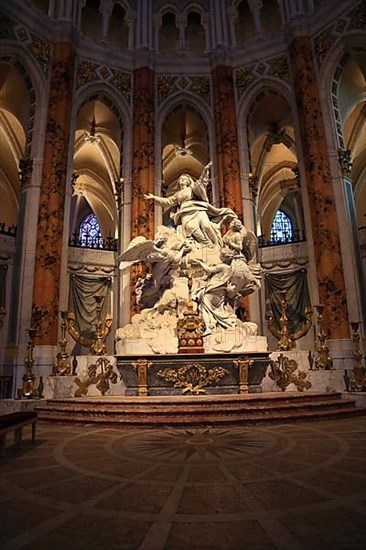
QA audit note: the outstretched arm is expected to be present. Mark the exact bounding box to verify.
[144,193,177,208]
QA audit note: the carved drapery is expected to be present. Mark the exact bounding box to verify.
[212,65,243,216]
[31,43,75,344]
[289,36,349,339]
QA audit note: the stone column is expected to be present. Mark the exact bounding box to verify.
[289,36,349,340]
[212,64,243,217]
[130,66,155,313]
[31,43,75,347]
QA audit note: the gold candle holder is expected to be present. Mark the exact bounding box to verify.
[52,311,72,375]
[313,305,333,370]
[66,296,113,355]
[266,291,312,351]
[18,328,39,399]
[347,322,366,391]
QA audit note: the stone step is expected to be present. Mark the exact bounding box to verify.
[36,392,366,426]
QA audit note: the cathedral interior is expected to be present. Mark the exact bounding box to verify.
[0,0,366,548]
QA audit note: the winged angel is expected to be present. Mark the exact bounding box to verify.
[119,227,191,309]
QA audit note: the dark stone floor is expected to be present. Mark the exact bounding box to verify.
[1,417,366,549]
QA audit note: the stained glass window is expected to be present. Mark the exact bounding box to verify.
[79,213,104,248]
[270,210,293,243]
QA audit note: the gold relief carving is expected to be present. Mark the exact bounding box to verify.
[32,37,51,74]
[157,363,229,395]
[248,173,258,201]
[313,27,336,66]
[191,76,210,104]
[112,70,131,102]
[233,358,254,394]
[77,60,98,88]
[349,2,366,30]
[235,66,255,97]
[157,76,175,103]
[74,357,118,397]
[338,148,352,177]
[269,354,311,392]
[132,359,153,396]
[268,55,289,82]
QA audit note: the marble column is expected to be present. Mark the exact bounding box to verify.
[212,64,243,217]
[31,43,75,346]
[130,66,155,313]
[289,36,349,340]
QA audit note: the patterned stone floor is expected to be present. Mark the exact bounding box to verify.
[1,417,366,549]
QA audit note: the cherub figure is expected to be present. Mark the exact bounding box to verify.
[119,228,190,308]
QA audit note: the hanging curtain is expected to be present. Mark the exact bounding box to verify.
[265,269,311,333]
[0,265,8,308]
[68,274,112,338]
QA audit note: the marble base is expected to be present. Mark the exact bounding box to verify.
[117,352,270,396]
[262,350,347,393]
[44,356,126,399]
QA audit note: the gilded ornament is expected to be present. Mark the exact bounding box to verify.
[157,363,229,394]
[74,357,118,397]
[132,359,153,396]
[268,55,289,82]
[269,354,311,392]
[235,66,255,97]
[233,358,254,394]
[32,37,50,74]
[191,76,210,104]
[77,60,98,88]
[157,76,175,103]
[313,27,336,66]
[112,70,131,102]
[338,149,352,177]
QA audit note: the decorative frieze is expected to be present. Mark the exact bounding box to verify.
[157,75,211,105]
[76,58,132,103]
[235,54,289,99]
[313,2,366,67]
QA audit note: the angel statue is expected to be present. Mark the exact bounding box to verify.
[119,228,191,308]
[223,217,262,297]
[144,162,236,247]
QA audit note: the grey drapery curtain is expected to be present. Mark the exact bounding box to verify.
[68,274,112,338]
[264,269,311,333]
[0,265,8,308]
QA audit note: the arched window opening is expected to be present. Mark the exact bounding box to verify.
[81,0,103,40]
[109,3,129,48]
[270,210,294,243]
[159,12,179,53]
[78,213,104,248]
[261,0,282,35]
[185,11,205,53]
[235,0,256,44]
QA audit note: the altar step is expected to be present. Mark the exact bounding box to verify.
[35,392,366,426]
